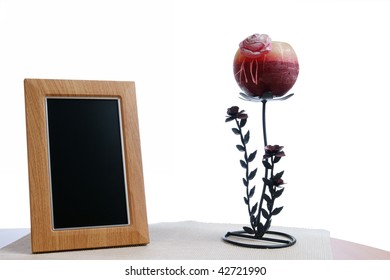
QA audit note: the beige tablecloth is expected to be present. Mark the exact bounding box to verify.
[0,221,332,260]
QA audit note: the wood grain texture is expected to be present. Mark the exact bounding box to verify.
[24,79,149,253]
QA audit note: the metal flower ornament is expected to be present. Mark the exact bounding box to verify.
[223,34,299,249]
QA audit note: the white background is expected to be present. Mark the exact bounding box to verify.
[0,0,389,252]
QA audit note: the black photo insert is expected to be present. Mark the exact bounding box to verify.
[46,98,130,230]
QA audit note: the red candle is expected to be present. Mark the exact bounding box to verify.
[233,34,299,98]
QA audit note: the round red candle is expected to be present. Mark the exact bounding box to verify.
[233,34,299,98]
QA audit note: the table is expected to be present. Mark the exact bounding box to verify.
[0,221,389,260]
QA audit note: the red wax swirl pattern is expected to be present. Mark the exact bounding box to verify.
[233,41,299,97]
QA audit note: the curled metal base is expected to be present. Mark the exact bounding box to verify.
[223,230,296,249]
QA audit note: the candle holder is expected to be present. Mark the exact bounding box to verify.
[223,93,296,249]
[223,34,299,249]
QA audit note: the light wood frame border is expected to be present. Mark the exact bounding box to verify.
[24,79,149,253]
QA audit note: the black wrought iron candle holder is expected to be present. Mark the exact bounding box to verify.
[223,92,296,249]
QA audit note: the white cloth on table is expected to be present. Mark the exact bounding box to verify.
[0,221,332,260]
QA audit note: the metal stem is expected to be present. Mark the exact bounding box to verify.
[235,118,254,230]
[262,100,268,147]
[256,100,269,232]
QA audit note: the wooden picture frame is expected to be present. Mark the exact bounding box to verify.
[24,79,149,253]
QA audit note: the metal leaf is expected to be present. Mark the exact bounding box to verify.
[274,188,284,199]
[243,226,254,234]
[274,171,284,181]
[251,202,258,215]
[236,145,245,152]
[242,178,248,187]
[262,159,272,169]
[272,206,284,216]
[263,193,272,204]
[225,116,235,122]
[274,156,282,163]
[261,209,270,220]
[248,150,257,162]
[248,168,257,180]
[244,197,249,205]
[232,128,240,135]
[240,160,247,169]
[244,131,250,144]
[248,186,255,198]
[240,118,247,128]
